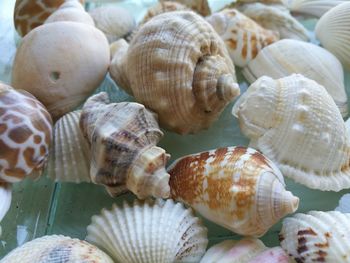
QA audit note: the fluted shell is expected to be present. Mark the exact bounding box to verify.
[288,0,347,17]
[160,0,211,16]
[110,11,240,134]
[206,9,279,67]
[200,239,292,263]
[86,199,208,263]
[233,74,350,191]
[0,183,11,225]
[335,194,350,213]
[243,39,348,117]
[168,146,299,236]
[315,2,350,70]
[0,83,52,183]
[280,211,350,262]
[1,235,113,263]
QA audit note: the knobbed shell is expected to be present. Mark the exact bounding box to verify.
[110,11,240,134]
[161,0,211,16]
[288,0,347,17]
[1,235,113,263]
[233,74,350,191]
[86,199,208,263]
[280,211,350,262]
[80,92,170,199]
[168,146,299,236]
[0,83,52,183]
[243,39,348,117]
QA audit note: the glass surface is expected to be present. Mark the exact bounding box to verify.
[0,0,349,258]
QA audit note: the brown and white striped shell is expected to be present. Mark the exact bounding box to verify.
[168,146,299,236]
[160,0,211,16]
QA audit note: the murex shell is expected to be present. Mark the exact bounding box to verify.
[288,0,347,18]
[206,8,279,67]
[243,39,348,117]
[86,199,208,263]
[161,0,211,16]
[280,211,350,262]
[168,146,299,236]
[1,235,113,263]
[0,83,52,183]
[233,74,350,191]
[80,92,170,199]
[110,11,240,134]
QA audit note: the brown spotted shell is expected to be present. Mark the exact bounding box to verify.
[160,0,211,16]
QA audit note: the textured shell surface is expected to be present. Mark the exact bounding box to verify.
[288,0,347,17]
[160,0,211,15]
[86,198,208,263]
[235,0,289,6]
[168,146,299,236]
[0,183,11,223]
[315,2,350,70]
[243,39,348,117]
[1,235,113,263]
[206,8,279,67]
[110,11,240,134]
[280,211,350,263]
[0,83,52,183]
[335,193,350,213]
[233,74,350,191]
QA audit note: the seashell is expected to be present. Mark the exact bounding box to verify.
[315,2,350,70]
[242,39,348,117]
[110,11,240,134]
[279,211,350,262]
[1,235,113,262]
[168,146,299,236]
[200,239,292,263]
[206,9,279,67]
[233,74,350,191]
[160,0,211,16]
[0,183,12,227]
[288,0,347,18]
[235,0,289,6]
[80,92,170,199]
[0,83,52,183]
[86,198,208,263]
[335,193,350,213]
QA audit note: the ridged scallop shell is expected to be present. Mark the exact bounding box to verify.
[86,199,208,263]
[0,183,11,223]
[206,9,279,67]
[280,211,350,262]
[243,39,348,117]
[168,146,299,236]
[160,0,211,16]
[200,239,292,263]
[288,0,347,17]
[315,2,350,70]
[110,11,240,134]
[80,92,170,199]
[335,194,350,213]
[1,235,113,263]
[233,74,350,191]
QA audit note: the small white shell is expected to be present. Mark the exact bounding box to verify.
[0,183,11,235]
[288,0,347,17]
[335,194,350,213]
[86,199,208,263]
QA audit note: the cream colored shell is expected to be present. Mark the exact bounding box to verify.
[288,0,347,17]
[160,0,211,16]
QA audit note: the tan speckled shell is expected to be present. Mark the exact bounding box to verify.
[160,0,211,16]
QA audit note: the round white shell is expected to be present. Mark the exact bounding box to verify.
[288,0,347,17]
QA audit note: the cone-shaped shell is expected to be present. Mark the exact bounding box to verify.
[86,199,208,263]
[161,0,211,16]
[0,183,11,223]
[280,211,350,262]
[233,74,350,191]
[168,146,299,236]
[109,11,240,134]
[1,235,113,262]
[288,0,347,18]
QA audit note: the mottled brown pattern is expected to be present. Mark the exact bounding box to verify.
[250,34,258,58]
[4,168,26,179]
[251,151,269,167]
[226,39,237,50]
[23,147,37,168]
[241,31,248,59]
[298,228,317,236]
[0,123,7,134]
[3,114,23,124]
[0,139,20,168]
[34,135,42,144]
[40,145,46,156]
[8,124,33,143]
[32,118,51,145]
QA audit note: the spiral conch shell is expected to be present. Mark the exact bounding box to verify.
[80,92,170,199]
[168,146,299,236]
[233,74,350,191]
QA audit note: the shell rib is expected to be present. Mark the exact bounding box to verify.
[86,199,208,263]
[160,0,211,16]
[280,211,350,262]
[315,2,350,70]
[288,0,347,17]
[242,39,348,117]
[233,74,350,191]
[168,146,299,236]
[109,11,240,134]
[1,235,113,263]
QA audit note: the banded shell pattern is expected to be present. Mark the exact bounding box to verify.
[288,0,347,17]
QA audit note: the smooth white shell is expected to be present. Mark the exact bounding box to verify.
[335,194,350,213]
[288,0,347,17]
[0,183,11,236]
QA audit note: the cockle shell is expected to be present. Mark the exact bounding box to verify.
[0,183,11,236]
[1,235,113,263]
[242,39,348,117]
[0,83,52,183]
[110,11,240,134]
[315,2,350,70]
[86,199,208,263]
[233,74,350,191]
[279,211,350,262]
[168,146,299,236]
[80,92,170,199]
[206,9,279,67]
[160,0,211,16]
[288,0,347,18]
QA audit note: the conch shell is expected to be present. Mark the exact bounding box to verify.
[168,146,299,236]
[233,74,350,191]
[288,0,347,18]
[160,0,211,16]
[110,11,240,134]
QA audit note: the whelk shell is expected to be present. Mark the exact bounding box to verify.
[160,0,211,16]
[168,146,299,236]
[288,0,347,18]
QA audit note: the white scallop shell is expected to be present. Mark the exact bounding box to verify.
[335,194,350,213]
[86,199,208,263]
[280,211,350,262]
[288,0,347,17]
